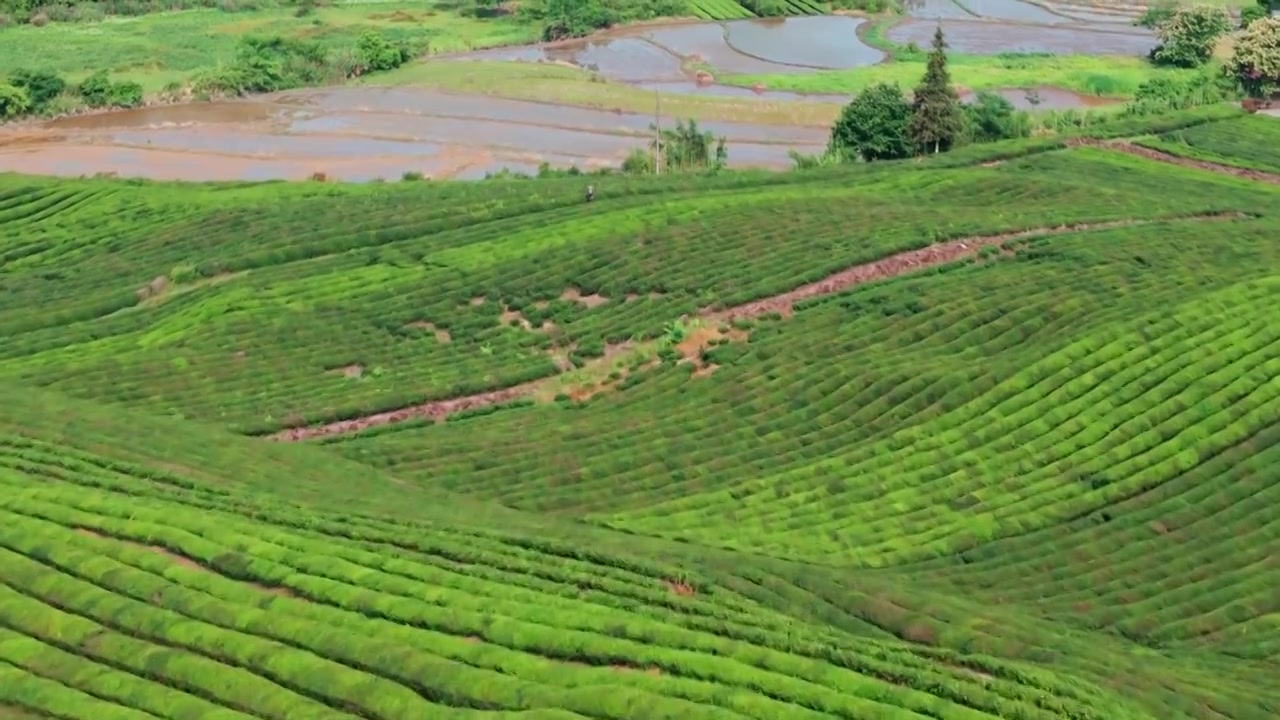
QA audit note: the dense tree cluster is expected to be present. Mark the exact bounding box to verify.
[0,30,411,121]
[827,26,988,162]
[0,68,141,119]
[1228,15,1280,98]
[1150,6,1231,68]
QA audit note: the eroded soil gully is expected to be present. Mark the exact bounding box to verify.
[269,212,1242,442]
[1067,138,1280,185]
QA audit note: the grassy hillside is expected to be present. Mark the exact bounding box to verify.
[0,107,1278,719]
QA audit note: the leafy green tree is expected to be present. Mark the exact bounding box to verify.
[908,25,963,154]
[1152,6,1230,68]
[0,83,31,119]
[827,82,913,162]
[1228,15,1280,98]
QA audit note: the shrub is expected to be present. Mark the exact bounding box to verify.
[8,68,66,111]
[0,83,31,119]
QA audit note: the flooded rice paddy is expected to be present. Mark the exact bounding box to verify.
[0,88,829,182]
[888,18,1155,55]
[0,2,1145,182]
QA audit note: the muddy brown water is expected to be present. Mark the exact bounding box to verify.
[453,37,689,82]
[0,82,1113,183]
[456,17,885,79]
[958,86,1116,110]
[942,0,1065,24]
[888,18,1155,55]
[719,16,886,69]
[0,87,826,182]
[906,0,1138,24]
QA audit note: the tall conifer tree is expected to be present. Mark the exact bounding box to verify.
[909,25,964,154]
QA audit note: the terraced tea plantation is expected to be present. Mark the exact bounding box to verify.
[1135,113,1280,175]
[690,0,826,19]
[0,107,1278,720]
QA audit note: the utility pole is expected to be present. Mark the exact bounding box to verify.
[653,88,662,175]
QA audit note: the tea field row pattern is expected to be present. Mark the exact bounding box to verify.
[1135,113,1280,175]
[0,143,1275,434]
[0,110,1278,720]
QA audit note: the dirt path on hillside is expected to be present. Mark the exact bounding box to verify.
[268,211,1244,442]
[1067,138,1280,185]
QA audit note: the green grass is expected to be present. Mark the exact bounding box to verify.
[730,51,1192,98]
[0,108,1278,719]
[367,60,843,127]
[1135,113,1280,173]
[0,2,534,91]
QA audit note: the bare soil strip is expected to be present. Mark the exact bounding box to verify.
[270,212,1242,442]
[1068,138,1280,185]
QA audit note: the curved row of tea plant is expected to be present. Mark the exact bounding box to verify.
[330,206,1280,549]
[1,109,1278,719]
[0,143,1273,436]
[1135,113,1280,175]
[0,406,1153,720]
[322,205,1280,720]
[0,378,1269,719]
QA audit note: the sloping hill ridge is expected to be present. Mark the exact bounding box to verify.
[0,105,1277,720]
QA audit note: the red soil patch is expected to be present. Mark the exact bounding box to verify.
[273,382,540,440]
[271,212,1241,441]
[1067,137,1280,185]
[546,341,640,403]
[328,364,364,379]
[691,363,719,378]
[676,325,747,362]
[548,345,577,372]
[135,275,170,301]
[561,287,610,309]
[500,305,534,331]
[675,324,747,377]
[664,580,695,597]
[407,321,452,343]
[708,214,1242,322]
